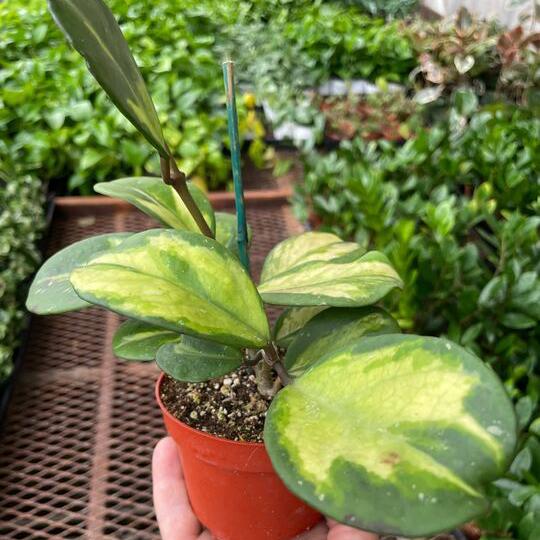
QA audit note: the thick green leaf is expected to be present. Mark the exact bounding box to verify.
[500,312,537,330]
[48,0,168,156]
[285,307,400,378]
[26,233,131,314]
[274,306,328,347]
[260,232,360,283]
[70,229,270,348]
[214,212,252,257]
[265,334,517,537]
[157,335,242,382]
[94,177,215,233]
[259,250,403,307]
[113,320,180,361]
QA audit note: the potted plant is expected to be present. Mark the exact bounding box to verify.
[316,89,420,143]
[27,2,517,539]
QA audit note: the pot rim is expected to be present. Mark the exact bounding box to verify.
[155,372,266,449]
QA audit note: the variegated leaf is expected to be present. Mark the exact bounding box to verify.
[454,54,475,75]
[113,320,180,361]
[48,0,168,156]
[260,232,360,283]
[26,233,131,314]
[285,307,400,378]
[157,335,242,382]
[94,177,215,233]
[274,306,328,347]
[70,229,270,348]
[215,212,252,257]
[265,334,517,537]
[259,250,403,307]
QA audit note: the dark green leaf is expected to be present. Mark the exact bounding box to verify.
[273,306,328,347]
[510,448,533,479]
[113,320,180,361]
[285,307,400,378]
[26,233,131,314]
[48,0,168,156]
[501,312,537,330]
[156,335,242,382]
[516,397,533,430]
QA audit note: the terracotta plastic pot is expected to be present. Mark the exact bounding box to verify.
[156,373,322,540]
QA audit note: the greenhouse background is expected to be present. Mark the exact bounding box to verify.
[0,0,538,538]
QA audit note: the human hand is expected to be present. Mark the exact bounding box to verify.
[153,437,378,540]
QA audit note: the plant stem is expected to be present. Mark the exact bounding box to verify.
[253,342,293,397]
[160,156,215,239]
[264,343,292,387]
[255,360,280,398]
[274,361,293,386]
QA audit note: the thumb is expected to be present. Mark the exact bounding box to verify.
[327,519,379,540]
[152,436,202,540]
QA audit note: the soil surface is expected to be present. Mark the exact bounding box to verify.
[160,367,273,442]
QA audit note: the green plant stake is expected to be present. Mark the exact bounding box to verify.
[223,60,250,272]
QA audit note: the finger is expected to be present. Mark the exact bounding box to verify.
[327,519,379,540]
[294,521,328,539]
[152,436,201,540]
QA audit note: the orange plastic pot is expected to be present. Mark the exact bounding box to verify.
[156,373,322,540]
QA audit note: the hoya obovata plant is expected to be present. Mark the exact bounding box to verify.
[26,0,517,537]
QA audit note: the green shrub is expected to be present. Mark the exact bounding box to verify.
[0,0,249,193]
[1,0,416,195]
[295,103,540,537]
[334,0,419,20]
[0,160,45,382]
[229,1,415,84]
[280,4,415,83]
[222,2,415,127]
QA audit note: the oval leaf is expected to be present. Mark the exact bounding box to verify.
[157,335,242,382]
[265,334,517,537]
[113,320,180,361]
[259,250,403,307]
[274,306,328,347]
[414,86,444,105]
[94,177,215,233]
[285,307,400,378]
[48,0,168,156]
[454,54,475,75]
[26,232,131,314]
[261,232,360,283]
[70,229,270,348]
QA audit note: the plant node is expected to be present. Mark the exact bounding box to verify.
[160,157,215,239]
